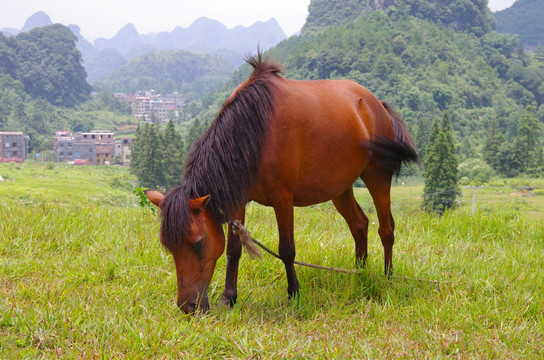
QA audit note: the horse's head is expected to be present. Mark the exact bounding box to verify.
[145,190,225,314]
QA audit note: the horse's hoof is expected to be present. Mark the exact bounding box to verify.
[220,295,237,308]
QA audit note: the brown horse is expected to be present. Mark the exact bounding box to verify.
[145,53,418,314]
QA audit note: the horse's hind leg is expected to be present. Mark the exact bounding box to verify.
[272,195,299,299]
[221,209,246,307]
[362,171,395,277]
[332,188,369,268]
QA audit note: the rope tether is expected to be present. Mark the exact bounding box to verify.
[227,220,443,290]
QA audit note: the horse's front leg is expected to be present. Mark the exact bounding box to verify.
[221,209,245,307]
[273,197,299,299]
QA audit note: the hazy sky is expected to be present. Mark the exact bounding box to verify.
[1,0,517,42]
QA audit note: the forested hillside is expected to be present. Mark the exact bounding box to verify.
[274,11,542,131]
[0,24,91,107]
[98,50,236,102]
[495,0,544,50]
[195,0,544,177]
[303,0,495,36]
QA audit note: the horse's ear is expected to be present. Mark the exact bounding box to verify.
[144,189,164,208]
[189,195,211,212]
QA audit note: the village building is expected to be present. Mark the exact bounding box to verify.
[114,137,132,166]
[114,90,183,122]
[0,132,29,163]
[54,131,117,165]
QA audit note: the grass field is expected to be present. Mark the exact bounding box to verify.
[0,161,135,208]
[1,162,544,358]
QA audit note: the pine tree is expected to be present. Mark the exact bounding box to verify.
[483,117,505,172]
[144,124,166,188]
[515,106,542,172]
[130,123,166,189]
[414,117,432,162]
[423,119,442,211]
[162,120,184,189]
[129,124,143,178]
[422,111,459,214]
[163,119,184,152]
[130,121,188,189]
[185,117,204,154]
[497,141,523,177]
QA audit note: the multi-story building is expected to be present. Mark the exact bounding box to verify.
[114,90,183,122]
[115,137,132,166]
[0,132,29,162]
[54,131,116,165]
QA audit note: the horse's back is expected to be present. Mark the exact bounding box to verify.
[250,77,393,207]
[278,78,392,137]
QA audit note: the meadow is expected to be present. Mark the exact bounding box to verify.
[1,162,543,358]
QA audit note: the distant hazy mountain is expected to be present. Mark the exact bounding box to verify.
[1,11,52,35]
[495,0,544,50]
[20,11,53,32]
[0,27,18,36]
[94,17,286,61]
[1,11,287,83]
[94,23,143,56]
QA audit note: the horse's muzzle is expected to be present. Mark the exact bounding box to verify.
[179,297,210,314]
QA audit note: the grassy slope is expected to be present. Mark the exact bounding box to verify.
[1,163,543,358]
[0,161,135,208]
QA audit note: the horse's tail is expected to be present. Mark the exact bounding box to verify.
[365,101,419,176]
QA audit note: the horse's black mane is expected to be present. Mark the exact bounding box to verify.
[159,52,282,249]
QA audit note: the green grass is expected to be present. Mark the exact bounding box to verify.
[356,177,544,220]
[0,161,135,207]
[1,164,544,358]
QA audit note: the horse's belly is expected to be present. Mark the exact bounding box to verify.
[292,164,365,206]
[250,151,367,207]
[291,188,346,207]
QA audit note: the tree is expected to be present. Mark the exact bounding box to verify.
[142,124,166,188]
[422,111,459,214]
[185,117,204,154]
[99,92,132,115]
[497,141,523,177]
[129,124,143,177]
[458,158,494,185]
[413,117,432,163]
[514,106,543,172]
[163,119,184,152]
[483,117,505,172]
[130,121,186,190]
[162,120,184,189]
[496,106,544,177]
[130,123,165,189]
[0,33,17,78]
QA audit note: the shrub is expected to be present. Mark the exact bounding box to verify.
[458,158,494,185]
